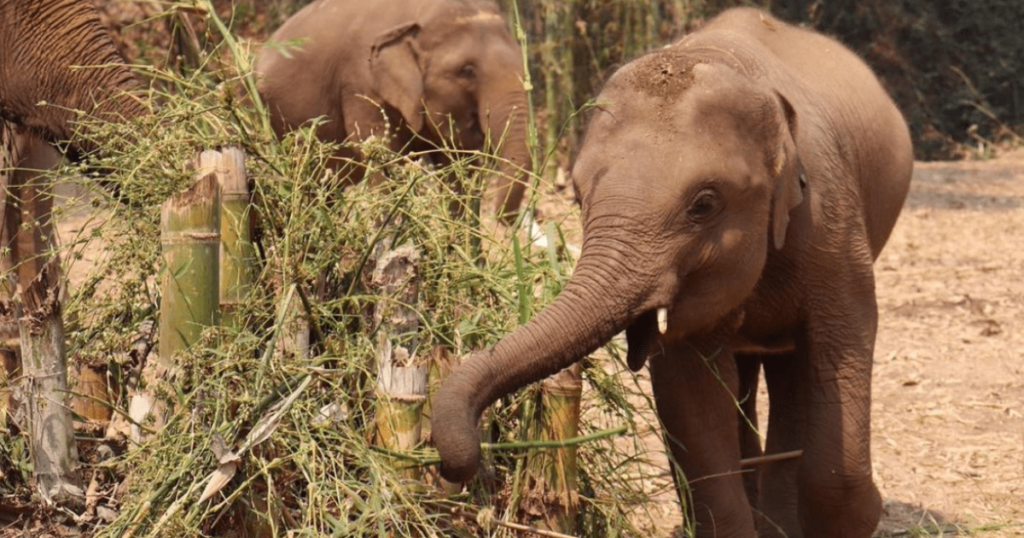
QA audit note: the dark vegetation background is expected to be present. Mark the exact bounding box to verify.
[94,0,1024,161]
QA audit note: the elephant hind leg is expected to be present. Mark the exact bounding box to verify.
[650,339,755,538]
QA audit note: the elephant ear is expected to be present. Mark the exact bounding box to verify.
[370,22,425,133]
[768,91,805,250]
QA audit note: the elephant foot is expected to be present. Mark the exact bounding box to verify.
[800,473,881,538]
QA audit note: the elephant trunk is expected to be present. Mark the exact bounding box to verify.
[433,237,657,482]
[482,89,531,224]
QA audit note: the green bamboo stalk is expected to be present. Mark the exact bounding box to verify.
[196,148,253,332]
[542,0,559,167]
[158,172,221,372]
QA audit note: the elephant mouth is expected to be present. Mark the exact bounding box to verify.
[624,307,669,372]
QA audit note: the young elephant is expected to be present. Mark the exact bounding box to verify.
[433,7,913,538]
[256,0,531,220]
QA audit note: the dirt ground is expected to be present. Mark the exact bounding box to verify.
[869,150,1024,536]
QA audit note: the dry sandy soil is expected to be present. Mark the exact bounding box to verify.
[870,150,1024,536]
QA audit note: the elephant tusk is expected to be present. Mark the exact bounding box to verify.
[657,307,668,334]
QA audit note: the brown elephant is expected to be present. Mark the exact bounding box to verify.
[256,0,531,221]
[0,0,147,499]
[1,0,145,337]
[433,8,913,538]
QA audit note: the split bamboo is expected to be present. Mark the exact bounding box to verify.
[1,125,81,505]
[371,242,427,481]
[196,148,253,332]
[523,363,582,533]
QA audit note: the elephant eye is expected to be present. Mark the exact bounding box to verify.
[459,63,476,79]
[687,189,721,222]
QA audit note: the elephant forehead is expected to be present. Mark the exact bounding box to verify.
[574,122,756,197]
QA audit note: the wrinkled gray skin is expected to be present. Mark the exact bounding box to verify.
[433,8,913,538]
[257,0,531,221]
[0,0,145,157]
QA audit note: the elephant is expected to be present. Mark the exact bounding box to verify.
[256,0,531,222]
[0,0,146,344]
[0,1,146,497]
[433,7,913,538]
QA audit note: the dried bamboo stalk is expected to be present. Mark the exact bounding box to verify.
[372,242,427,480]
[2,125,81,505]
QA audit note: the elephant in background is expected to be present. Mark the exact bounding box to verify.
[256,0,531,221]
[434,7,912,538]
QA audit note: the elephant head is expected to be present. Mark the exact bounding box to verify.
[0,0,146,158]
[368,0,530,220]
[432,49,805,482]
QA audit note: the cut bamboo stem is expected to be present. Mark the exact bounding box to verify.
[372,242,426,480]
[522,363,582,534]
[155,172,220,424]
[2,125,81,505]
[196,148,253,333]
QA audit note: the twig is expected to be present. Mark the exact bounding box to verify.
[439,503,581,538]
[481,424,627,451]
[738,450,803,468]
[657,450,804,480]
[371,424,629,466]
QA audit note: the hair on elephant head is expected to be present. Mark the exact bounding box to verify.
[0,0,146,158]
[433,7,913,538]
[257,0,531,221]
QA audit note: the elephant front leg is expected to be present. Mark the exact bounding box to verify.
[798,289,882,537]
[650,339,755,538]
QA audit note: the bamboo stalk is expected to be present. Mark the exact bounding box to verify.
[523,363,582,533]
[1,125,82,505]
[70,362,111,425]
[195,148,253,332]
[371,242,426,480]
[158,173,221,373]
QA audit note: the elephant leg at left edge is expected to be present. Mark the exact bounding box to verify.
[650,337,756,538]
